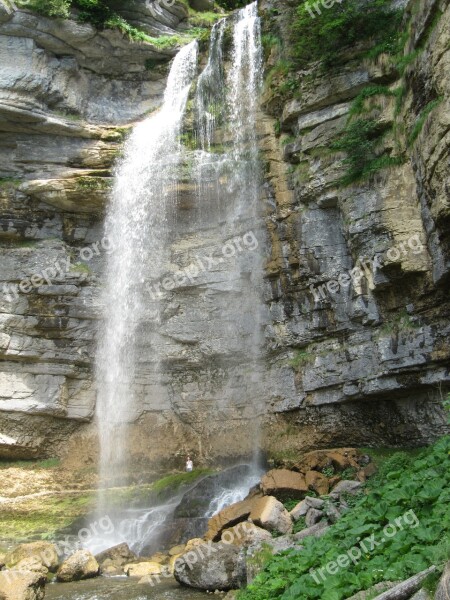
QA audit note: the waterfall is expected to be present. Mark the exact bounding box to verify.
[90,2,265,554]
[95,41,198,492]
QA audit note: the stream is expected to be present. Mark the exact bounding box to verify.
[46,577,208,600]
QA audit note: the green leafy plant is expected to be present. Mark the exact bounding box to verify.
[322,465,335,478]
[238,436,450,600]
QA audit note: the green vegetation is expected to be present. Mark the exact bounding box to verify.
[150,467,213,494]
[331,118,404,185]
[408,98,443,145]
[0,457,61,470]
[0,177,22,188]
[215,0,246,9]
[238,436,450,600]
[349,85,402,117]
[76,176,112,191]
[25,0,212,47]
[289,350,314,370]
[70,262,92,274]
[291,0,403,70]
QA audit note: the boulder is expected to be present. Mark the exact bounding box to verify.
[250,496,293,535]
[173,542,246,591]
[124,562,163,577]
[290,499,310,521]
[12,558,48,576]
[205,497,256,541]
[435,562,450,600]
[56,550,99,582]
[184,539,204,552]
[0,570,46,600]
[5,542,59,572]
[261,469,308,500]
[330,480,363,499]
[295,448,359,473]
[305,508,323,527]
[305,471,330,495]
[290,495,323,520]
[148,552,169,564]
[221,523,272,547]
[95,543,137,575]
[168,544,186,556]
[293,521,329,541]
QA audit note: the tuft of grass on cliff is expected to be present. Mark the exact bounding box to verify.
[238,435,450,600]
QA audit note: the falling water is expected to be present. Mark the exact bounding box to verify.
[95,41,198,495]
[90,2,265,554]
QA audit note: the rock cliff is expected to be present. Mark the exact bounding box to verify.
[0,0,448,464]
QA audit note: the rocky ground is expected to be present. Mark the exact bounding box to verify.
[0,444,448,600]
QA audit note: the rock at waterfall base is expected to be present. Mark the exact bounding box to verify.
[95,542,137,573]
[12,558,49,576]
[56,550,99,582]
[124,562,163,577]
[0,570,46,600]
[250,496,293,534]
[5,542,59,572]
[173,542,246,591]
[206,495,292,540]
[260,469,308,500]
[220,523,272,547]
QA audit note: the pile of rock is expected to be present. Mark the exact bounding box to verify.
[169,447,369,592]
[0,541,101,600]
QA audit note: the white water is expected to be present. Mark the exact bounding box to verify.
[95,41,198,491]
[90,2,265,555]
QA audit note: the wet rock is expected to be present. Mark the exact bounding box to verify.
[11,558,48,576]
[0,570,46,600]
[95,542,137,575]
[5,542,59,572]
[205,498,257,541]
[124,561,163,577]
[260,469,308,500]
[173,543,246,591]
[56,550,99,582]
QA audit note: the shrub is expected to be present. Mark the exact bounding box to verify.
[291,0,403,69]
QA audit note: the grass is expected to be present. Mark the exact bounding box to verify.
[238,435,450,600]
[408,98,443,145]
[289,350,314,370]
[331,118,405,186]
[0,457,61,470]
[75,176,112,191]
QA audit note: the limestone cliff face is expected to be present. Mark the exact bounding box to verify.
[0,0,448,464]
[258,0,450,457]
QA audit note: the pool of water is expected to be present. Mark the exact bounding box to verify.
[46,576,208,600]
